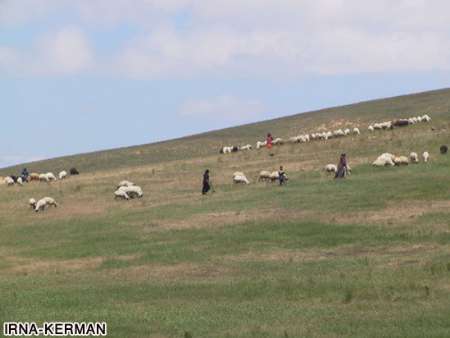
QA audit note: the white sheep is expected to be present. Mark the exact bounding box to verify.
[117,185,143,198]
[409,152,419,163]
[324,164,337,173]
[4,176,14,186]
[29,198,36,209]
[353,127,360,135]
[272,138,284,145]
[35,197,58,212]
[114,189,130,200]
[258,170,272,182]
[394,156,409,166]
[422,114,431,122]
[333,129,345,137]
[233,172,250,184]
[17,177,23,185]
[240,144,252,151]
[373,153,396,167]
[256,141,267,149]
[422,151,429,162]
[118,180,135,188]
[59,170,68,180]
[344,128,351,136]
[368,125,374,132]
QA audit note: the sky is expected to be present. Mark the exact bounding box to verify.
[1,0,450,168]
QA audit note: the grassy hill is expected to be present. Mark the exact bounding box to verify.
[2,87,450,175]
[1,88,450,338]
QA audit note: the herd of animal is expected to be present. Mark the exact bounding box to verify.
[372,151,430,167]
[1,168,79,186]
[220,114,432,155]
[0,113,441,213]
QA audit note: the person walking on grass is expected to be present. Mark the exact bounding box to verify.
[278,166,287,186]
[266,133,273,149]
[335,153,348,179]
[202,169,211,195]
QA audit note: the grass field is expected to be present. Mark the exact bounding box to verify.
[1,89,450,337]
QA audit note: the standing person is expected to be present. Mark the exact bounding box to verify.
[278,166,287,186]
[335,153,348,179]
[202,169,211,195]
[266,133,273,149]
[21,168,29,182]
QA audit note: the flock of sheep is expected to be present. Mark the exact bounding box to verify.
[220,113,432,155]
[368,114,432,132]
[1,112,439,213]
[2,168,79,186]
[373,151,429,167]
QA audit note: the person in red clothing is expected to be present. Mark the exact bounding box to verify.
[266,133,273,149]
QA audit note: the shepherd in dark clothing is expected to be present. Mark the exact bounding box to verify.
[202,169,211,195]
[335,153,348,179]
[21,168,29,181]
[278,166,287,186]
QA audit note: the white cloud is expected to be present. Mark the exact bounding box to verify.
[179,95,265,124]
[0,27,93,75]
[1,1,450,77]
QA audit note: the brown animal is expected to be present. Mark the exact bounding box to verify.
[29,173,40,181]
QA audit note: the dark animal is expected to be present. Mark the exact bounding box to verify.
[9,175,18,183]
[393,119,409,127]
[219,147,224,154]
[231,146,239,152]
[440,145,448,155]
[70,168,80,175]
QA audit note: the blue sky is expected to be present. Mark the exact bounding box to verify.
[1,0,450,168]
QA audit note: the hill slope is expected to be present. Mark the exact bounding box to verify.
[1,88,450,338]
[2,87,450,175]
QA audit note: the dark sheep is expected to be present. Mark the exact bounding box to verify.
[70,168,80,175]
[440,145,448,155]
[231,146,239,152]
[393,119,410,127]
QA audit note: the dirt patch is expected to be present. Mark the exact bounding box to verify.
[227,243,442,265]
[333,200,450,226]
[4,254,138,275]
[147,208,314,231]
[106,261,234,282]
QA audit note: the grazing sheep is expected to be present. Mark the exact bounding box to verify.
[272,138,284,145]
[233,172,250,184]
[35,197,58,212]
[289,136,300,143]
[240,144,252,151]
[324,164,338,173]
[4,176,15,186]
[353,127,360,135]
[117,185,143,199]
[344,128,351,136]
[368,125,374,132]
[258,170,272,182]
[17,177,23,185]
[333,129,345,137]
[29,198,37,209]
[393,119,410,127]
[220,146,233,154]
[256,141,267,149]
[373,153,396,167]
[39,173,49,182]
[29,173,40,181]
[422,151,429,163]
[70,168,80,175]
[59,170,68,180]
[440,145,448,154]
[394,156,409,166]
[114,190,130,200]
[422,114,431,122]
[409,152,419,163]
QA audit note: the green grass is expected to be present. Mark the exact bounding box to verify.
[1,89,450,337]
